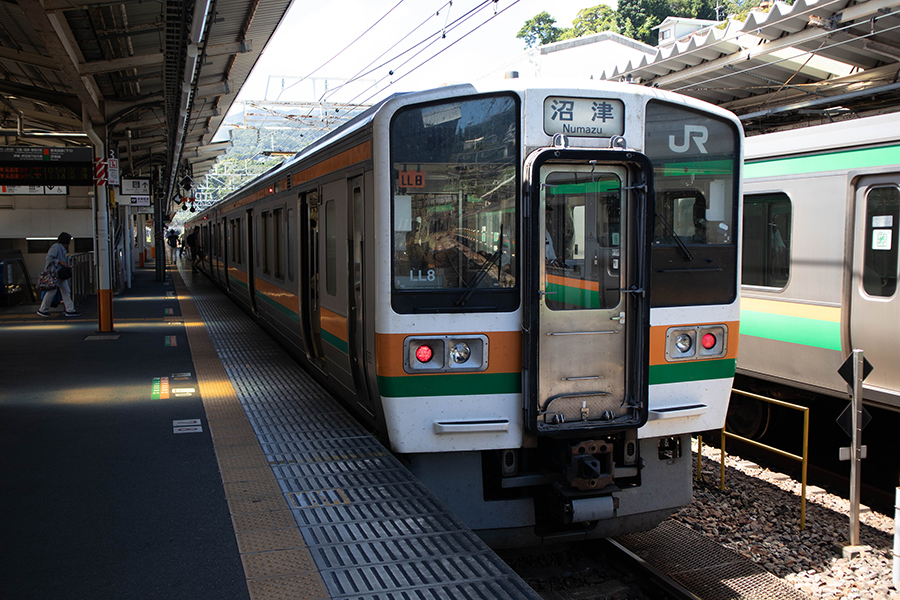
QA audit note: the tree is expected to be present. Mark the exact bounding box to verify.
[517,12,565,48]
[571,5,619,37]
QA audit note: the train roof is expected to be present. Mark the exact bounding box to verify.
[745,112,900,160]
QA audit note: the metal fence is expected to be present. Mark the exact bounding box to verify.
[68,252,95,305]
[697,389,810,530]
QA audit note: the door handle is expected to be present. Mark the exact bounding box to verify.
[610,311,625,324]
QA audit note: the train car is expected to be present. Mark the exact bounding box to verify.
[186,80,742,547]
[735,112,900,436]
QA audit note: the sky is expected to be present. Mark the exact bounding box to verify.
[234,0,617,107]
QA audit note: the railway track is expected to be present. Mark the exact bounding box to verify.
[497,538,700,600]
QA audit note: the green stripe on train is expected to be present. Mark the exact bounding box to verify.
[649,358,736,385]
[746,144,900,179]
[740,309,841,351]
[321,328,348,354]
[545,280,600,309]
[253,289,300,323]
[228,274,248,291]
[377,372,521,398]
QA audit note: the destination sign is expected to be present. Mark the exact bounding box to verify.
[543,97,625,138]
[0,147,93,186]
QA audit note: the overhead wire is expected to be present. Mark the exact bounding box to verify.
[341,0,502,107]
[318,1,454,103]
[359,0,519,105]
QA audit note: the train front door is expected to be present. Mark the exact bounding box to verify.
[527,150,651,434]
[850,175,900,399]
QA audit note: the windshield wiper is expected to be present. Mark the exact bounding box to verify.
[454,246,503,306]
[655,213,694,261]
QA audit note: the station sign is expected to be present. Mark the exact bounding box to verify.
[120,178,150,195]
[0,185,67,195]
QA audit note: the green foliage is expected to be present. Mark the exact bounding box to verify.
[517,11,565,48]
[521,0,738,48]
[572,5,619,36]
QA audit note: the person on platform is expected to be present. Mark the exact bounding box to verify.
[36,232,81,318]
[166,229,179,264]
[186,226,200,272]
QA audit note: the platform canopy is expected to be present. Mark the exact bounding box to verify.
[0,0,293,201]
[602,0,900,134]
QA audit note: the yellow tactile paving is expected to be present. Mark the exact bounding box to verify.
[235,528,307,554]
[228,495,291,515]
[241,548,319,579]
[172,270,331,600]
[220,467,277,484]
[224,480,284,497]
[232,511,298,534]
[246,572,330,600]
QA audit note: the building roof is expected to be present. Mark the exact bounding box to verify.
[0,0,292,200]
[601,0,900,133]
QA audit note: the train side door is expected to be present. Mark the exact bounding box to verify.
[850,175,900,396]
[300,189,325,369]
[317,180,356,394]
[348,175,376,415]
[246,209,258,312]
[222,216,230,291]
[526,150,651,434]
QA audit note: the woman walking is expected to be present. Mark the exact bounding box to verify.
[36,232,81,317]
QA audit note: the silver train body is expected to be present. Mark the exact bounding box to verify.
[187,81,742,547]
[739,112,900,414]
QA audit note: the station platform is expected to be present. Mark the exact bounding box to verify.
[0,261,541,600]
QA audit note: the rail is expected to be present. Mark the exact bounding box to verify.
[68,252,95,305]
[696,389,810,530]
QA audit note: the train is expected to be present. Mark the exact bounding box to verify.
[733,112,900,439]
[186,80,743,547]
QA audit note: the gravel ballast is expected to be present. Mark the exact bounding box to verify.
[677,439,899,599]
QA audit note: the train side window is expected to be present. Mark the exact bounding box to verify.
[862,186,899,297]
[262,211,271,275]
[742,192,792,288]
[274,207,284,280]
[325,199,336,296]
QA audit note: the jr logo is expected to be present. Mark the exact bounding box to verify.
[669,125,709,154]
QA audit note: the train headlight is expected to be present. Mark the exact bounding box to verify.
[665,325,727,361]
[674,334,693,353]
[403,335,489,373]
[450,342,471,364]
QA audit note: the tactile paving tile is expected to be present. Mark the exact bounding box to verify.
[241,548,320,579]
[181,271,542,600]
[232,511,299,534]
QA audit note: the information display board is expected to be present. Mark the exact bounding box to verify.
[0,147,93,186]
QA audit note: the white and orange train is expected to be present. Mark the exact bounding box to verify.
[187,80,742,547]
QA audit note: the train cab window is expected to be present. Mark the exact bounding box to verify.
[863,186,899,297]
[261,211,270,275]
[274,207,284,280]
[389,93,520,313]
[325,200,336,296]
[644,100,740,307]
[743,192,791,288]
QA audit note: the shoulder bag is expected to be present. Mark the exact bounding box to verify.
[36,268,59,291]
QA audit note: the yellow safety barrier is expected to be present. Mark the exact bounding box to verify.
[695,389,810,530]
